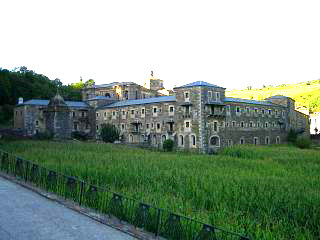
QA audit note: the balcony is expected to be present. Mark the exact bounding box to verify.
[182,113,192,119]
[207,112,226,118]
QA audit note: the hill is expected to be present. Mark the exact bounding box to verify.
[226,80,320,113]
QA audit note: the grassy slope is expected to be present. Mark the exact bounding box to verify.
[1,140,319,239]
[226,80,320,112]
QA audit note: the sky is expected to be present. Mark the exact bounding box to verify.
[1,0,320,91]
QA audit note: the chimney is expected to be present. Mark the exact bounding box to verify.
[18,97,23,104]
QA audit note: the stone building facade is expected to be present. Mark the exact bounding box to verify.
[14,94,95,138]
[14,78,309,153]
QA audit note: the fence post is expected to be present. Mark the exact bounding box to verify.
[24,161,29,182]
[155,208,162,237]
[79,181,84,206]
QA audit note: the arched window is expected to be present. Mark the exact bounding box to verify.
[179,135,184,146]
[210,136,220,146]
[190,135,196,146]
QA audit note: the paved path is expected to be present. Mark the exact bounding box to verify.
[0,176,137,240]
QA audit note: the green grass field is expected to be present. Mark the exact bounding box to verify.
[1,140,319,239]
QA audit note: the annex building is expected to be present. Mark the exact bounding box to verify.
[14,75,310,153]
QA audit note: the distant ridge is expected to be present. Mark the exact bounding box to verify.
[226,80,320,113]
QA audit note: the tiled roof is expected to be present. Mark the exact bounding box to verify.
[18,99,90,108]
[86,82,137,89]
[100,96,176,109]
[87,96,110,101]
[174,81,224,89]
[224,97,274,106]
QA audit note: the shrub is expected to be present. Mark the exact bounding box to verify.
[100,123,120,143]
[72,131,89,141]
[32,131,53,140]
[163,139,174,152]
[287,129,298,143]
[295,136,311,149]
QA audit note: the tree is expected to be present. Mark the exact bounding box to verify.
[100,123,120,143]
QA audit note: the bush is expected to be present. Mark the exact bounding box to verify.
[287,129,298,143]
[295,136,311,149]
[32,131,53,140]
[72,131,89,141]
[163,139,174,152]
[100,123,120,143]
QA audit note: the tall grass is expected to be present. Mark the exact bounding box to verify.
[1,140,319,239]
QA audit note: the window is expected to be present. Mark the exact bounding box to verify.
[257,122,260,128]
[226,122,229,127]
[265,122,268,128]
[216,92,220,101]
[275,110,278,116]
[253,137,259,145]
[268,109,272,115]
[146,123,150,129]
[236,106,241,113]
[185,121,190,128]
[210,136,220,146]
[81,112,85,117]
[35,120,39,126]
[169,106,174,113]
[179,135,184,146]
[153,107,157,116]
[122,111,126,116]
[232,121,236,127]
[240,121,244,128]
[112,112,116,116]
[191,135,196,146]
[272,122,275,128]
[121,124,125,130]
[73,112,76,117]
[240,138,245,145]
[131,110,134,115]
[96,112,99,117]
[103,112,106,117]
[261,109,265,115]
[265,136,270,145]
[185,92,189,99]
[151,123,154,129]
[249,121,253,128]
[208,91,212,99]
[213,121,218,132]
[141,108,145,115]
[276,136,280,144]
[96,125,99,130]
[246,107,250,114]
[157,123,161,129]
[226,105,231,115]
[254,108,258,114]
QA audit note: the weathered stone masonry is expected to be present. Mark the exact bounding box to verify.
[14,79,309,153]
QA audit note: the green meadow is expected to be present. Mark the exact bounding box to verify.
[1,140,319,239]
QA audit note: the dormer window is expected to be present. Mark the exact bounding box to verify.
[184,92,190,102]
[216,92,220,101]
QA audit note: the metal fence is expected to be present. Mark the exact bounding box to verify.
[0,149,250,240]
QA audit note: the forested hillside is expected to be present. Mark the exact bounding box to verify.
[226,80,320,113]
[0,66,85,125]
